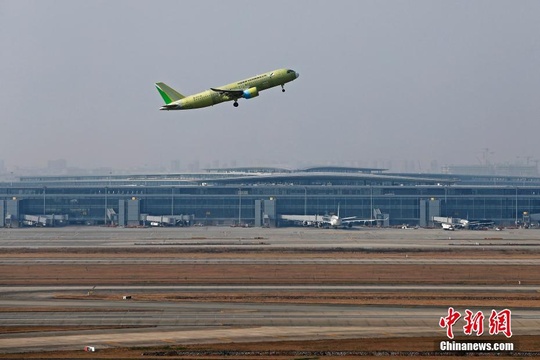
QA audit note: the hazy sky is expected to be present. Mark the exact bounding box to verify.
[1,1,539,172]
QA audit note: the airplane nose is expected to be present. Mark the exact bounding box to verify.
[295,72,300,78]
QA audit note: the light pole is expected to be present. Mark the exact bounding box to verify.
[104,187,108,225]
[43,186,46,214]
[171,187,174,216]
[515,186,519,225]
[370,186,373,220]
[304,187,307,216]
[238,188,242,225]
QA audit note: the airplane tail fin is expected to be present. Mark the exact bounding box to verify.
[155,82,186,104]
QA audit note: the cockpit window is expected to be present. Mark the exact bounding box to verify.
[287,69,294,73]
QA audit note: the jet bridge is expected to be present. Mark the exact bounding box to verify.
[20,214,69,227]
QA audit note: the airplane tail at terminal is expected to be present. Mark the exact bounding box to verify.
[155,82,185,104]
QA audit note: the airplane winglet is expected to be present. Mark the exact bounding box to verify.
[155,82,185,104]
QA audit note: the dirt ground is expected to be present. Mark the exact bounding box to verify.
[2,262,539,288]
[2,247,540,287]
[1,246,539,358]
[1,336,538,359]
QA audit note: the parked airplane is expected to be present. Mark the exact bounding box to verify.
[281,205,383,229]
[462,219,495,229]
[432,216,494,230]
[156,68,299,110]
[432,217,463,230]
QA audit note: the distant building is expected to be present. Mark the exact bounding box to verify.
[443,164,538,177]
[2,167,540,228]
[170,160,182,172]
[47,159,67,174]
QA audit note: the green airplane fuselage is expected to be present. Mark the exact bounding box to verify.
[157,68,299,110]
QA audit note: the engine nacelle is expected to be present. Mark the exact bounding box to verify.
[242,87,259,99]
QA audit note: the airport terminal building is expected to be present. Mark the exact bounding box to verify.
[1,166,540,228]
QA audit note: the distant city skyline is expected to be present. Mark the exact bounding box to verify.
[1,155,538,178]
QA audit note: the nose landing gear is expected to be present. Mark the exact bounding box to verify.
[281,84,286,92]
[233,101,239,107]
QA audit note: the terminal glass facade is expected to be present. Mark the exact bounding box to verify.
[2,179,540,226]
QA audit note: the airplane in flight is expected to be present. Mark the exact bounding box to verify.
[155,68,299,110]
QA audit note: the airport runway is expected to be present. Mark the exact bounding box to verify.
[2,286,540,353]
[3,284,540,296]
[1,227,540,353]
[1,226,540,249]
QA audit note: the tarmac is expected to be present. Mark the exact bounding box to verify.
[1,226,539,353]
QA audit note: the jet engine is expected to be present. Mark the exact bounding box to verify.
[242,87,259,99]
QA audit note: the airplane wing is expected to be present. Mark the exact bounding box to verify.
[342,218,380,226]
[466,220,495,229]
[211,88,244,98]
[280,215,321,222]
